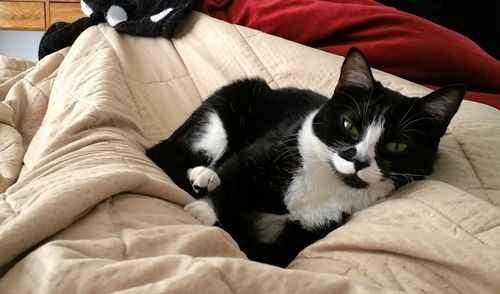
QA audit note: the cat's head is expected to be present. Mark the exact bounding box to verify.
[313,48,464,190]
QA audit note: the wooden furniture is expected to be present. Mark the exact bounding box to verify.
[0,0,84,30]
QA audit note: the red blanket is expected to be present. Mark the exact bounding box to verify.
[199,0,500,109]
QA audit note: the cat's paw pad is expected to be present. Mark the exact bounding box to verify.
[187,166,221,193]
[184,200,218,226]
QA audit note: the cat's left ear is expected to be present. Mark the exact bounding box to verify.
[419,85,465,132]
[336,47,375,91]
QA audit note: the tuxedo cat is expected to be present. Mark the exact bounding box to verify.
[147,48,464,267]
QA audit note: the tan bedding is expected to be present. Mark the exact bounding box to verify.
[1,12,500,293]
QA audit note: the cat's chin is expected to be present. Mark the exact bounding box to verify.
[338,173,368,189]
[328,159,369,189]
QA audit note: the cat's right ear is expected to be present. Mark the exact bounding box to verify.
[335,48,375,91]
[419,85,465,127]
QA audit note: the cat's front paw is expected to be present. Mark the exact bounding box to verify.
[187,166,221,194]
[184,199,218,226]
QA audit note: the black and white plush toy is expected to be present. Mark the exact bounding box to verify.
[38,0,198,59]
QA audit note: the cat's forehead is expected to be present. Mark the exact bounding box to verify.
[333,85,421,121]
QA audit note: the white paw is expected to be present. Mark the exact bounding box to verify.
[187,166,221,193]
[184,200,218,226]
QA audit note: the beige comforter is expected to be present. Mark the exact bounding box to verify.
[1,12,500,293]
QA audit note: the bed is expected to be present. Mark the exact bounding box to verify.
[1,12,500,293]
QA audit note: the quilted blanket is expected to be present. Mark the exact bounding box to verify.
[1,12,500,293]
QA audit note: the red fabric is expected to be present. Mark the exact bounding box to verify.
[462,92,499,109]
[198,0,500,109]
[425,85,500,110]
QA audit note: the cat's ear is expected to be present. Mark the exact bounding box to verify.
[336,48,375,90]
[419,85,465,131]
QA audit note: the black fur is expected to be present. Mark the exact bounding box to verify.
[147,48,464,267]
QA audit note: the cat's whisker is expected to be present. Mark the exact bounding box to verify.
[385,171,428,177]
[364,88,376,118]
[400,117,437,130]
[272,148,299,165]
[329,144,353,153]
[230,102,236,114]
[385,172,414,185]
[338,104,359,119]
[397,113,417,131]
[337,90,361,116]
[280,134,299,144]
[402,128,427,137]
[400,133,413,142]
[384,171,439,186]
[398,99,419,127]
[312,122,323,127]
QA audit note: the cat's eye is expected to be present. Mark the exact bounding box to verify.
[342,117,359,138]
[386,142,408,153]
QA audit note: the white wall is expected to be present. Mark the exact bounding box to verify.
[0,31,45,61]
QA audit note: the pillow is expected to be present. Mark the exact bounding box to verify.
[198,0,500,109]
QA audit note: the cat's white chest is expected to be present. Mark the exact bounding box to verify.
[284,112,394,230]
[284,160,372,229]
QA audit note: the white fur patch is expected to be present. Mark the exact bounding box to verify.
[355,119,384,162]
[255,213,290,243]
[332,153,355,174]
[184,199,218,226]
[187,166,221,193]
[284,113,394,230]
[106,5,127,26]
[354,119,385,183]
[150,8,173,23]
[81,0,93,17]
[357,164,384,183]
[193,112,228,164]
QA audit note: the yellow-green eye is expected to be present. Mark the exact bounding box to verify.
[342,117,359,138]
[386,142,408,153]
